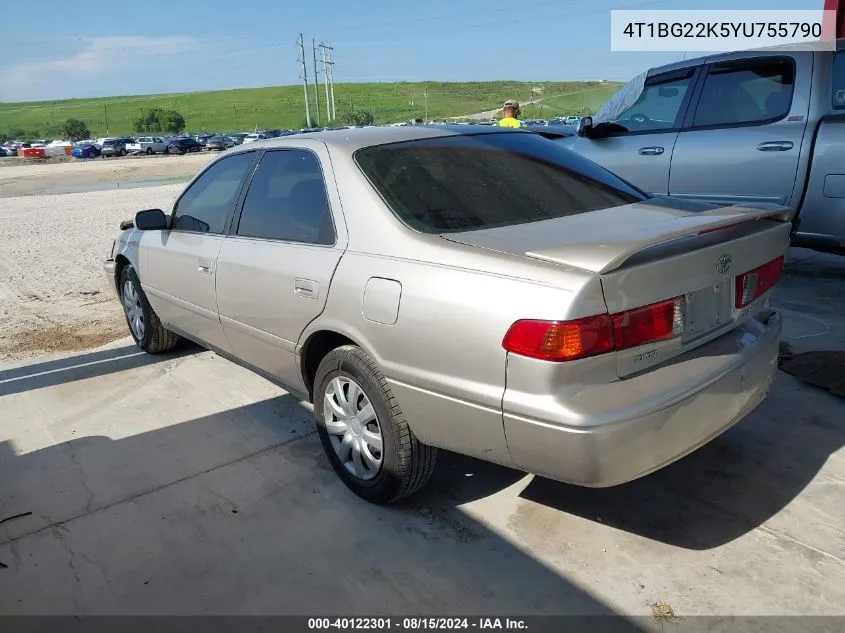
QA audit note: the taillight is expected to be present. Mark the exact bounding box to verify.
[502,315,615,362]
[611,296,685,351]
[735,256,784,308]
[503,296,685,362]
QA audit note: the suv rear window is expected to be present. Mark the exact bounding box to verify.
[354,132,645,234]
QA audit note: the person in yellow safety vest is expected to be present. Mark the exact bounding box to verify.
[498,100,522,128]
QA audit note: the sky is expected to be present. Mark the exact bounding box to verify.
[0,0,822,102]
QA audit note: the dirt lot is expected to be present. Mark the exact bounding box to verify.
[0,152,210,198]
[0,154,213,360]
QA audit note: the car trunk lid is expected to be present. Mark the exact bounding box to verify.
[441,197,792,376]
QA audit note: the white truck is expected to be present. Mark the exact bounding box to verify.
[126,136,167,155]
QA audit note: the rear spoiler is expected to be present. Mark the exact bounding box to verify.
[525,206,793,274]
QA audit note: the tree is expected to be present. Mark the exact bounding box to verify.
[337,110,374,127]
[159,109,185,134]
[61,118,91,141]
[133,108,186,134]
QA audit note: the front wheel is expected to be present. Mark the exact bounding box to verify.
[313,345,437,504]
[145,147,153,155]
[119,265,180,354]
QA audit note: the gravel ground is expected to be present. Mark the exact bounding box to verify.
[0,184,186,360]
[0,151,211,197]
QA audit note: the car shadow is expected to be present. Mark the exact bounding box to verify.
[517,373,844,550]
[0,340,201,397]
[0,352,645,624]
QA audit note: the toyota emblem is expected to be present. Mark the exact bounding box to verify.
[716,254,732,275]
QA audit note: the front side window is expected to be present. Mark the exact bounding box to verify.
[355,132,645,234]
[692,57,794,127]
[236,150,334,244]
[171,152,256,234]
[611,72,693,132]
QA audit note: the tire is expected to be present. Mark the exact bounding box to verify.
[145,147,153,155]
[120,148,126,156]
[313,345,437,504]
[164,146,170,154]
[119,265,180,354]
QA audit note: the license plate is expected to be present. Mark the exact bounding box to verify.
[683,280,731,341]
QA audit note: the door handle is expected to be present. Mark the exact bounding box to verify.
[757,141,794,152]
[294,278,318,299]
[197,258,213,274]
[638,146,664,156]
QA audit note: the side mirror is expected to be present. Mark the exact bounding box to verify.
[576,116,593,137]
[134,208,169,231]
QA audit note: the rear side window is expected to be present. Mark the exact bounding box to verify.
[354,133,645,234]
[236,150,334,244]
[692,57,794,127]
[833,51,845,109]
[172,152,256,233]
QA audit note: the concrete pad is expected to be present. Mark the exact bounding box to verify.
[1,279,844,619]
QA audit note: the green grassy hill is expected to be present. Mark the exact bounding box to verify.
[0,81,621,139]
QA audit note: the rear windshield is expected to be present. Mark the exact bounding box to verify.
[354,132,646,234]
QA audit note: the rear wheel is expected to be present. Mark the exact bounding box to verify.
[313,345,437,504]
[164,146,170,154]
[119,265,179,354]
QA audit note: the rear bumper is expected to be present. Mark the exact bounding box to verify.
[502,310,781,487]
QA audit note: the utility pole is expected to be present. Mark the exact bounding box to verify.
[424,85,428,123]
[297,33,312,128]
[312,38,321,125]
[104,102,109,133]
[320,43,332,122]
[325,44,336,120]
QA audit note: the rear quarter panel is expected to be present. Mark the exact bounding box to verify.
[302,239,605,466]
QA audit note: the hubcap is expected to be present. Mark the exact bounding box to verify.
[122,279,145,340]
[324,376,383,480]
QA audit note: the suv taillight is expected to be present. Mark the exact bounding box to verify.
[735,256,784,308]
[502,296,685,362]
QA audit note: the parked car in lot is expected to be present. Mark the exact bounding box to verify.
[242,133,269,144]
[206,135,236,151]
[227,133,248,145]
[101,137,133,157]
[72,143,102,159]
[164,137,203,154]
[564,40,845,255]
[127,136,167,155]
[104,126,787,504]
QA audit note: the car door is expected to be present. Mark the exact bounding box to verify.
[139,150,259,351]
[564,66,700,195]
[215,144,346,389]
[669,52,811,208]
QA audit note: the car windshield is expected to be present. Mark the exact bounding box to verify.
[354,132,646,234]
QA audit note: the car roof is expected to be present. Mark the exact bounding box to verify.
[241,124,526,157]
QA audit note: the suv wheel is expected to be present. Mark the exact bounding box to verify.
[313,345,437,504]
[119,265,180,354]
[145,147,153,155]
